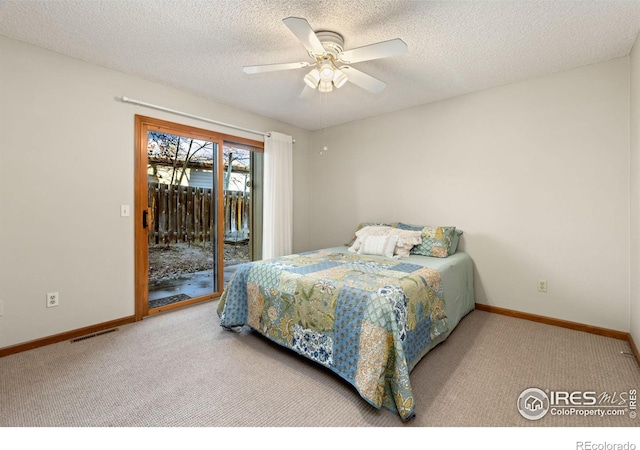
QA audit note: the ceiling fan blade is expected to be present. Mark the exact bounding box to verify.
[338,38,407,64]
[340,66,387,94]
[283,17,326,56]
[243,61,310,74]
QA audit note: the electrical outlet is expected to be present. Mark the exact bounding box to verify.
[537,280,547,292]
[46,292,59,308]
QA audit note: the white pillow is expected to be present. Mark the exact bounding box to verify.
[347,238,361,253]
[348,226,393,254]
[357,234,399,258]
[355,225,395,238]
[350,226,422,258]
[391,230,422,257]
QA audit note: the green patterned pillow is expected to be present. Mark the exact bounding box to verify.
[397,223,457,257]
[449,229,463,255]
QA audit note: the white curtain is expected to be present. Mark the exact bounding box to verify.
[262,132,293,259]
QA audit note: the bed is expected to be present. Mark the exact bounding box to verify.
[216,224,475,421]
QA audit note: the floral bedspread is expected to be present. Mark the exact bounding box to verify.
[216,249,448,420]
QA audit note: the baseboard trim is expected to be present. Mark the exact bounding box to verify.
[3,304,637,366]
[475,303,628,341]
[0,315,136,357]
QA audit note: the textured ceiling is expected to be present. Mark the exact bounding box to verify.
[1,1,640,130]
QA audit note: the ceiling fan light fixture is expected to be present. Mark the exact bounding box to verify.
[319,62,335,82]
[304,69,320,89]
[318,80,333,93]
[333,69,348,88]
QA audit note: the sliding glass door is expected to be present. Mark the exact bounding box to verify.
[135,116,223,318]
[146,131,220,310]
[222,142,264,282]
[134,116,264,319]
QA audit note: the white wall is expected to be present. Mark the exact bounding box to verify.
[0,33,633,349]
[0,36,313,349]
[630,34,640,344]
[310,57,631,332]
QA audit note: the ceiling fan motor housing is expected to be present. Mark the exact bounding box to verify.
[314,30,344,58]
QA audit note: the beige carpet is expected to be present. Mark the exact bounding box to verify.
[1,300,638,428]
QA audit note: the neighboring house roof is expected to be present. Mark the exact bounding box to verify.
[148,156,249,173]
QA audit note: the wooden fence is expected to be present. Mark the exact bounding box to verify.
[148,182,250,245]
[224,190,250,242]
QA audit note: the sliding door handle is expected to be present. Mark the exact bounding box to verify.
[143,210,149,229]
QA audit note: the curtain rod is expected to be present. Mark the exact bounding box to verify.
[120,96,294,142]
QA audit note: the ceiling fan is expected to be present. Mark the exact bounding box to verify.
[243,17,407,95]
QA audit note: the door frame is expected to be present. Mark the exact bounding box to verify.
[134,115,262,320]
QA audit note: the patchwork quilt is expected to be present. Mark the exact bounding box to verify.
[216,249,449,420]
